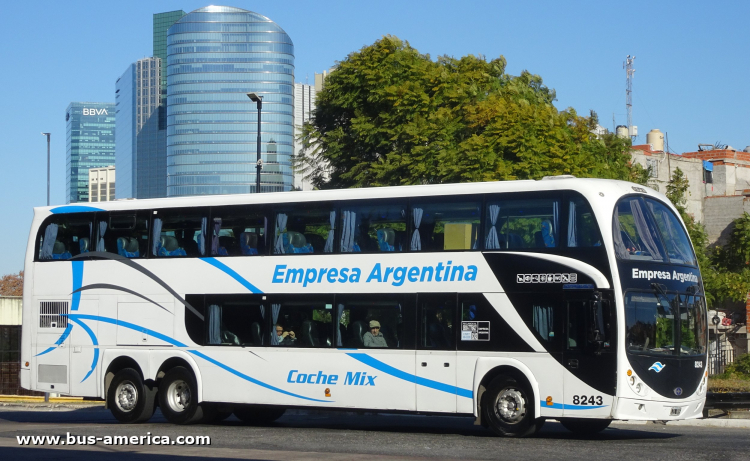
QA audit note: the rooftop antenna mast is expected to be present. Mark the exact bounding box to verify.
[624,55,636,142]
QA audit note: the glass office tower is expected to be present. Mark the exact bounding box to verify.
[65,102,116,203]
[166,5,294,196]
[154,10,186,130]
[115,58,165,199]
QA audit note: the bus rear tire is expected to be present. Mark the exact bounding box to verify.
[108,368,156,424]
[560,418,611,435]
[233,405,286,425]
[482,375,542,437]
[158,366,205,425]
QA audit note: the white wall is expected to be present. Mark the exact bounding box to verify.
[0,297,22,325]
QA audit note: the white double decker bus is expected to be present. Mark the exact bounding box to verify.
[21,178,708,436]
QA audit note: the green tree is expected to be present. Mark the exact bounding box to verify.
[295,36,636,188]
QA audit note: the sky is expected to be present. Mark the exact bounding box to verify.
[0,0,748,275]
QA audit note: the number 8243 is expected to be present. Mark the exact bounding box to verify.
[572,395,603,405]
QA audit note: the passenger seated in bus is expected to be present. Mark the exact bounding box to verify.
[534,220,556,248]
[239,232,259,255]
[363,320,387,348]
[52,241,72,260]
[376,228,395,252]
[158,236,187,257]
[275,324,297,346]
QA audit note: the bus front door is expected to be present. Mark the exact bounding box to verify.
[415,294,457,413]
[562,294,616,417]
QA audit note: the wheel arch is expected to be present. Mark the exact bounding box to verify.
[150,351,205,403]
[473,358,541,426]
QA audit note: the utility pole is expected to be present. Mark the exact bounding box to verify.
[624,55,636,142]
[41,133,50,206]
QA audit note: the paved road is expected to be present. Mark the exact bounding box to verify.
[0,407,748,460]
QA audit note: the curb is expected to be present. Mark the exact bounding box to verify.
[613,419,750,429]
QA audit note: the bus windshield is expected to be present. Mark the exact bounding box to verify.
[625,291,707,356]
[613,196,696,266]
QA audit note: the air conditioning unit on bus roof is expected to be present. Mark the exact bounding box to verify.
[541,175,576,180]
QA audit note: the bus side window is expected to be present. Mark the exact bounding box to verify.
[339,201,406,253]
[98,212,149,258]
[485,197,560,250]
[410,199,481,251]
[335,295,407,348]
[203,297,266,347]
[567,197,601,248]
[274,203,335,255]
[458,294,535,352]
[418,295,455,350]
[210,206,268,256]
[152,208,209,258]
[274,296,335,348]
[37,213,94,261]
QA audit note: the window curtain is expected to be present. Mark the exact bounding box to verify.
[274,214,288,254]
[324,210,336,253]
[208,304,222,345]
[200,217,207,256]
[552,201,559,244]
[97,221,107,252]
[533,305,553,340]
[152,218,163,255]
[270,304,281,345]
[336,304,345,346]
[567,201,577,247]
[630,199,662,260]
[411,208,423,251]
[485,204,501,250]
[340,210,357,252]
[40,223,58,259]
[612,209,629,259]
[211,218,221,255]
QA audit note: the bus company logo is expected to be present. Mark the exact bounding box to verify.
[82,108,108,116]
[631,268,699,283]
[287,370,376,386]
[516,273,577,284]
[648,362,666,373]
[272,262,478,288]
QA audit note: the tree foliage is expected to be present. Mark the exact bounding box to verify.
[295,36,636,188]
[0,271,23,297]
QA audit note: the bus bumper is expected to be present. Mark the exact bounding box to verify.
[612,395,706,421]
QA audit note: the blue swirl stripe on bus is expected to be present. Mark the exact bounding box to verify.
[50,205,105,214]
[66,314,328,403]
[540,401,607,410]
[201,257,263,294]
[66,317,99,382]
[346,353,473,399]
[71,260,83,311]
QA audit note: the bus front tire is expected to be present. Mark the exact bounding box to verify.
[482,375,542,437]
[158,366,205,425]
[233,405,286,425]
[108,368,156,424]
[560,418,611,435]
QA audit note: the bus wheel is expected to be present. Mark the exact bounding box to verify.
[560,418,611,435]
[158,366,204,425]
[233,405,286,425]
[108,368,156,424]
[482,375,541,437]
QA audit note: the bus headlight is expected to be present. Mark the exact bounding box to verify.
[629,376,636,386]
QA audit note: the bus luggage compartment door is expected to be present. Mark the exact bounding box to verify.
[416,294,457,413]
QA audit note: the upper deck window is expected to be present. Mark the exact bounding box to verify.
[613,196,696,266]
[37,214,93,260]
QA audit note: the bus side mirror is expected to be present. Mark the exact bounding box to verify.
[589,292,605,355]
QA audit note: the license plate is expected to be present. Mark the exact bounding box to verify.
[670,407,681,416]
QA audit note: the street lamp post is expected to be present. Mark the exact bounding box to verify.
[41,133,50,206]
[247,93,263,193]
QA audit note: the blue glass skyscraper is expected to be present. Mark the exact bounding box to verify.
[65,102,116,203]
[166,5,294,196]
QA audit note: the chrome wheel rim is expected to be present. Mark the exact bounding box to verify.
[115,381,138,412]
[494,388,527,424]
[166,379,191,413]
